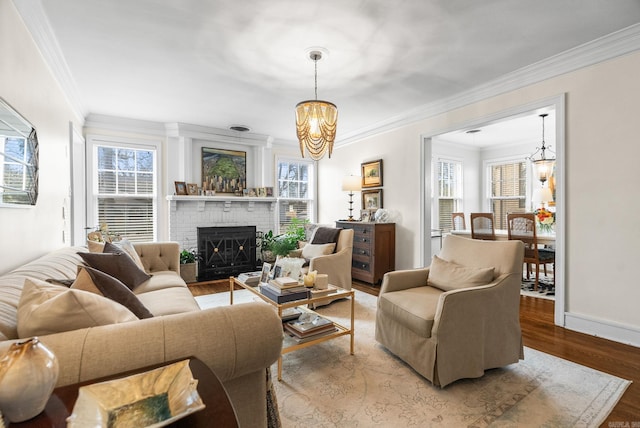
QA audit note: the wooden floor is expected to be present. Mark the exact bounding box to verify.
[189,279,640,425]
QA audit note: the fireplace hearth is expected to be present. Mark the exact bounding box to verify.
[197,226,257,281]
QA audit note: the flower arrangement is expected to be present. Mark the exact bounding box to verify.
[534,208,555,233]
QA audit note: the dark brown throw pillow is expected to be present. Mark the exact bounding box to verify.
[78,251,151,290]
[311,227,342,248]
[72,266,154,319]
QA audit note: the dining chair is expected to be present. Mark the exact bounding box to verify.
[451,212,466,231]
[506,212,555,290]
[470,213,496,240]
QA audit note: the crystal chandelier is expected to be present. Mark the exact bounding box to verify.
[295,50,337,160]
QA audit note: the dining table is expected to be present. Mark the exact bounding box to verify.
[450,229,555,247]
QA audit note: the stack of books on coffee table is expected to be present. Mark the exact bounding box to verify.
[284,314,336,343]
[259,277,309,303]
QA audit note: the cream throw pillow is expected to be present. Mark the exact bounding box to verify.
[427,255,495,292]
[17,278,137,338]
[301,243,336,260]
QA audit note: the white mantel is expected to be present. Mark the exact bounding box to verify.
[167,195,277,250]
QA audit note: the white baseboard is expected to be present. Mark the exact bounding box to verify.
[564,312,640,348]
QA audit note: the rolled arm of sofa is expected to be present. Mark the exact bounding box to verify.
[379,268,430,295]
[29,302,283,387]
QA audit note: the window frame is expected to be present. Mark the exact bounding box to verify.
[274,156,316,234]
[485,155,528,229]
[86,135,162,242]
[433,157,463,232]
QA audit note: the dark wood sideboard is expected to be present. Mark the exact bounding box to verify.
[336,221,395,284]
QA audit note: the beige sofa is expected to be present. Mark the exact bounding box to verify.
[375,234,524,387]
[0,242,283,428]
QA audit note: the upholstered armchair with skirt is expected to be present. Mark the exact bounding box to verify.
[375,234,524,387]
[307,228,354,290]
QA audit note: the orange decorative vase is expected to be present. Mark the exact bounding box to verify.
[0,337,59,422]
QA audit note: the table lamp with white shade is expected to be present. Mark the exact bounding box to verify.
[342,175,362,221]
[532,187,553,209]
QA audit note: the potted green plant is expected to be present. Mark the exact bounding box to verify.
[271,219,308,257]
[179,249,197,283]
[260,230,277,262]
[260,219,309,261]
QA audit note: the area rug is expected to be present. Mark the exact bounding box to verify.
[521,273,555,300]
[196,290,630,428]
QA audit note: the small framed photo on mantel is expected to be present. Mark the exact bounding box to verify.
[174,181,187,195]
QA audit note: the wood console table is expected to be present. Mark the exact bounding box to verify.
[5,358,238,428]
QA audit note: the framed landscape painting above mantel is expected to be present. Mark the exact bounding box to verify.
[202,148,247,195]
[361,159,383,188]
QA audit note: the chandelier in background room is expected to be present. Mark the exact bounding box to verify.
[529,113,556,185]
[295,49,337,160]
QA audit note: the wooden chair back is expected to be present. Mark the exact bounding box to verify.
[470,213,496,240]
[506,212,555,289]
[451,212,466,231]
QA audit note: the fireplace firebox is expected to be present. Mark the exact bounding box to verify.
[197,226,257,281]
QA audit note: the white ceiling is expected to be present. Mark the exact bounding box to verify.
[14,0,640,146]
[435,108,556,148]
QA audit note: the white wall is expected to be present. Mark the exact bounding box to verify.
[0,1,82,273]
[319,51,640,345]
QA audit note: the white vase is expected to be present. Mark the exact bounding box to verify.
[0,337,59,422]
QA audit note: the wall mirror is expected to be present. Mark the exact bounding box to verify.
[0,98,39,205]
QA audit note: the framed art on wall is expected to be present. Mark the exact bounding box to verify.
[361,159,383,188]
[201,148,247,194]
[362,189,383,211]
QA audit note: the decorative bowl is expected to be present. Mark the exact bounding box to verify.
[67,360,205,428]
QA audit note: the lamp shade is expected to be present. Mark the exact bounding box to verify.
[341,175,362,192]
[532,187,553,204]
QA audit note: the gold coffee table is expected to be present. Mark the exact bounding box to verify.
[230,277,355,380]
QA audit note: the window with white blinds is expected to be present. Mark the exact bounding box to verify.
[1,134,38,205]
[436,159,462,232]
[92,143,157,242]
[489,161,526,229]
[276,159,314,234]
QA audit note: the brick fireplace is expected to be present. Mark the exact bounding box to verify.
[167,196,277,277]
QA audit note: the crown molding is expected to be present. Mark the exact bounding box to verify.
[337,23,640,146]
[165,122,273,147]
[12,0,87,121]
[84,114,167,136]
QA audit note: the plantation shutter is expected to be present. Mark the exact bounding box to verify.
[490,161,526,229]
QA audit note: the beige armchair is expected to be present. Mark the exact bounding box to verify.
[308,228,354,290]
[375,234,524,387]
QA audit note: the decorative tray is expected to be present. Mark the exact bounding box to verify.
[67,359,205,428]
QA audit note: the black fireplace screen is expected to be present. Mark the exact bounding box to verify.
[197,226,257,281]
